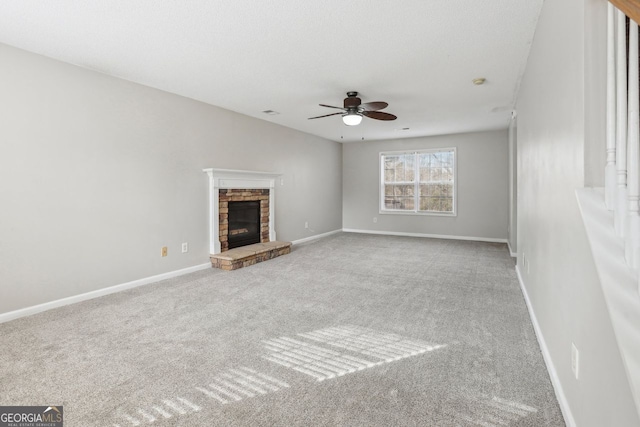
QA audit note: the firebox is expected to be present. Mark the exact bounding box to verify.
[228,201,261,249]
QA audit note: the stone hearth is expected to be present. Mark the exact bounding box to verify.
[210,241,292,271]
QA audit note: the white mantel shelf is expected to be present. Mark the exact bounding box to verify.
[203,168,281,179]
[203,168,282,255]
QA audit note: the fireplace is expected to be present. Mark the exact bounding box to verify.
[204,169,291,270]
[218,188,269,251]
[203,168,280,255]
[228,201,261,249]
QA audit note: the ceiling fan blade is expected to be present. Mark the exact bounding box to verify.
[308,112,344,120]
[360,101,388,111]
[319,104,346,110]
[363,111,397,121]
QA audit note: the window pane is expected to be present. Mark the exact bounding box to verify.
[442,198,453,212]
[419,184,437,196]
[384,156,398,170]
[384,198,397,209]
[385,196,415,210]
[402,197,415,210]
[382,149,454,214]
[415,149,454,212]
[384,168,394,182]
[405,155,415,181]
[424,197,438,211]
[442,167,453,182]
[418,195,454,213]
[383,156,394,182]
[394,160,403,182]
[419,166,428,181]
[383,154,416,183]
[419,197,429,211]
[384,184,414,210]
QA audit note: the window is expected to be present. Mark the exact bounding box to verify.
[380,148,456,215]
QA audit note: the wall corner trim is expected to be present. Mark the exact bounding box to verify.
[516,265,576,427]
[507,241,517,257]
[0,263,212,324]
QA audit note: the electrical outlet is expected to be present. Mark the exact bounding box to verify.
[161,246,168,257]
[305,221,309,229]
[280,178,284,186]
[373,217,378,223]
[571,343,580,379]
[181,242,188,253]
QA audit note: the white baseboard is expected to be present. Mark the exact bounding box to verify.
[516,265,576,427]
[342,228,508,244]
[507,241,517,258]
[0,263,211,324]
[291,229,342,245]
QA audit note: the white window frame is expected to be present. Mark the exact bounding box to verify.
[379,147,457,216]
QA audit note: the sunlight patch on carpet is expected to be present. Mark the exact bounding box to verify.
[262,325,446,382]
[199,367,290,403]
[445,394,538,426]
[114,397,200,426]
[112,367,289,426]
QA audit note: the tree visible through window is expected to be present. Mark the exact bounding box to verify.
[380,148,456,215]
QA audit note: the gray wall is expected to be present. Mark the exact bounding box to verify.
[516,0,639,425]
[584,0,607,188]
[508,116,518,254]
[342,130,508,240]
[0,43,342,315]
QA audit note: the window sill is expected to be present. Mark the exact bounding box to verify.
[379,210,457,217]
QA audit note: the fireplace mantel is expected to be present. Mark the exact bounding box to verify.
[203,168,281,254]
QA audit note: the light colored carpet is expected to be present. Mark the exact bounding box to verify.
[0,233,565,426]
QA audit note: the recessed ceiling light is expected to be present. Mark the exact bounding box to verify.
[472,78,486,85]
[262,110,280,115]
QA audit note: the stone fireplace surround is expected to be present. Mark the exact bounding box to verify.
[219,188,268,251]
[203,168,280,255]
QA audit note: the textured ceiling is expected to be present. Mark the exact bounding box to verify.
[0,0,543,142]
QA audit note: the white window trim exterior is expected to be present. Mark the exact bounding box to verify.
[379,147,457,217]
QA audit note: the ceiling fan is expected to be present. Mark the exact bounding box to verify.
[308,91,397,126]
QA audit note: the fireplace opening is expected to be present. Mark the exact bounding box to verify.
[228,200,261,249]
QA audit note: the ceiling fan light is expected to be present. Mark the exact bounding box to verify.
[343,113,363,126]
